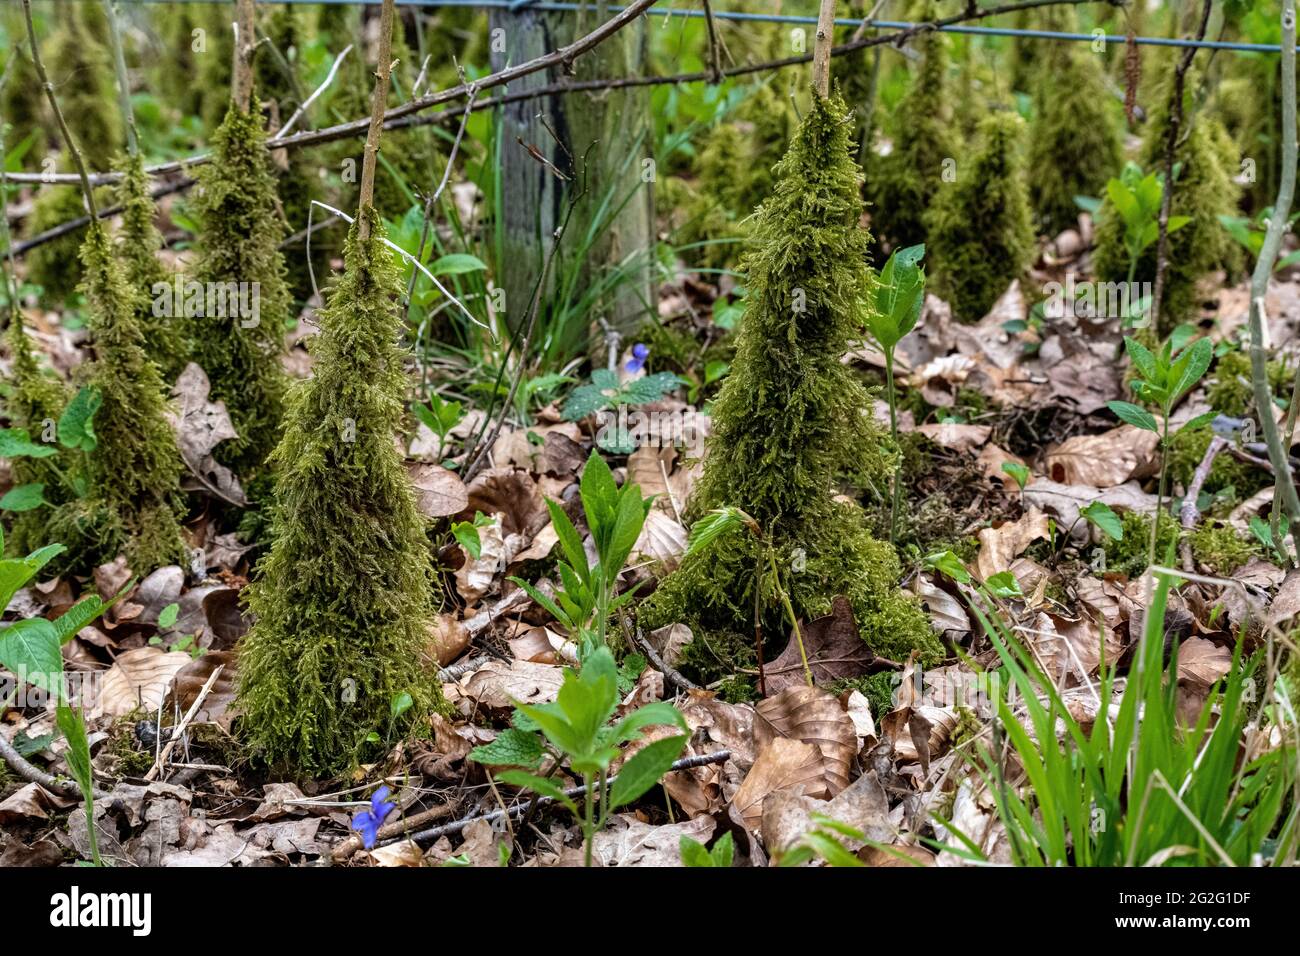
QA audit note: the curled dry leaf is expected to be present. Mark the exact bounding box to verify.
[453,519,510,603]
[1176,637,1233,689]
[976,508,1051,580]
[917,422,991,452]
[754,685,857,797]
[631,509,688,569]
[91,647,192,719]
[407,462,470,518]
[429,614,471,666]
[1043,425,1159,488]
[891,706,958,766]
[167,363,248,506]
[171,650,237,729]
[731,737,826,835]
[1023,478,1155,531]
[647,622,692,667]
[461,468,548,539]
[627,444,675,510]
[915,575,970,639]
[508,625,560,664]
[453,659,564,718]
[761,769,892,858]
[977,443,1029,488]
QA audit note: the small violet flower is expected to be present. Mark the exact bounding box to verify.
[625,343,650,374]
[351,785,397,849]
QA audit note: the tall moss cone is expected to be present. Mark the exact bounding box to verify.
[3,312,71,558]
[190,104,290,479]
[114,153,187,381]
[640,95,940,673]
[23,182,88,304]
[926,111,1035,322]
[1026,14,1122,234]
[865,18,957,251]
[237,207,444,777]
[69,222,188,572]
[1092,69,1242,333]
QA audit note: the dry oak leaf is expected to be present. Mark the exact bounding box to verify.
[917,422,991,452]
[407,462,469,518]
[764,595,873,695]
[1043,425,1159,487]
[976,508,1051,580]
[455,659,564,717]
[91,647,191,719]
[754,684,857,797]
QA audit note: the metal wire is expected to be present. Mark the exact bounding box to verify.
[80,0,1298,56]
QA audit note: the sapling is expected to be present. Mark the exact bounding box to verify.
[1108,334,1214,570]
[468,645,688,867]
[511,449,652,652]
[1102,163,1190,311]
[864,243,925,543]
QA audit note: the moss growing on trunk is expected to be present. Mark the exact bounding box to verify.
[1026,13,1122,235]
[190,103,290,479]
[114,153,187,381]
[926,111,1035,322]
[639,94,940,672]
[237,207,443,777]
[864,12,957,252]
[1092,69,1241,333]
[70,222,188,572]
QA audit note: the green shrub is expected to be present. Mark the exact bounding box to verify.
[237,208,445,777]
[926,111,1035,322]
[639,93,940,669]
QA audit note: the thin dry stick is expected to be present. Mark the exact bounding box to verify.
[279,43,354,139]
[1257,0,1300,556]
[812,0,839,97]
[358,0,399,241]
[701,0,723,83]
[143,665,224,782]
[331,799,457,862]
[0,726,111,802]
[233,0,258,114]
[1147,0,1212,333]
[630,626,699,692]
[104,0,138,156]
[1179,434,1227,530]
[21,0,98,217]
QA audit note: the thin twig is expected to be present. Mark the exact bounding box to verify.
[1179,435,1227,530]
[104,0,138,156]
[0,727,111,802]
[144,665,224,782]
[630,626,699,692]
[358,0,399,240]
[279,43,354,139]
[700,0,723,83]
[812,0,839,97]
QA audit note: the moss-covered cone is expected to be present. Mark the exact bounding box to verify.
[639,94,940,671]
[24,182,88,304]
[1026,15,1122,234]
[3,312,71,557]
[114,153,187,381]
[190,104,290,478]
[73,221,188,572]
[864,17,957,252]
[1093,70,1242,334]
[237,208,444,777]
[926,111,1035,322]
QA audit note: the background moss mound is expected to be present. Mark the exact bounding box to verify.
[237,209,444,778]
[190,103,291,480]
[927,111,1035,322]
[639,93,940,670]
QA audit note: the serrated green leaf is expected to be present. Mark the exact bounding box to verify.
[609,734,687,808]
[469,728,546,769]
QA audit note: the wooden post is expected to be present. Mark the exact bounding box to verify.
[489,1,653,340]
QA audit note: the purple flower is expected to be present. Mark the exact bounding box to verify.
[625,343,650,374]
[351,785,396,849]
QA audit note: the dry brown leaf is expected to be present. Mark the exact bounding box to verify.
[171,650,237,729]
[589,814,715,867]
[508,625,560,664]
[455,659,564,717]
[627,445,675,509]
[976,508,1051,580]
[761,769,893,858]
[754,685,857,796]
[915,575,970,639]
[167,363,248,506]
[646,622,692,667]
[764,596,872,695]
[632,509,687,568]
[892,706,958,765]
[453,519,509,603]
[1177,637,1232,688]
[1022,479,1155,533]
[369,839,424,867]
[461,468,548,538]
[731,737,825,834]
[1044,425,1159,487]
[977,443,1029,488]
[407,463,469,518]
[917,422,991,452]
[92,647,191,718]
[841,689,876,739]
[429,615,470,666]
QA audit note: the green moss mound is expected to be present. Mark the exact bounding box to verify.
[24,182,88,305]
[1103,509,1179,579]
[73,221,188,573]
[1092,69,1241,334]
[1026,16,1122,235]
[926,111,1035,322]
[1167,426,1269,505]
[114,153,187,381]
[1190,521,1260,576]
[864,18,957,252]
[190,103,291,479]
[639,93,940,671]
[237,208,445,778]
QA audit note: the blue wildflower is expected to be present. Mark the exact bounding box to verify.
[625,343,650,374]
[351,785,397,849]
